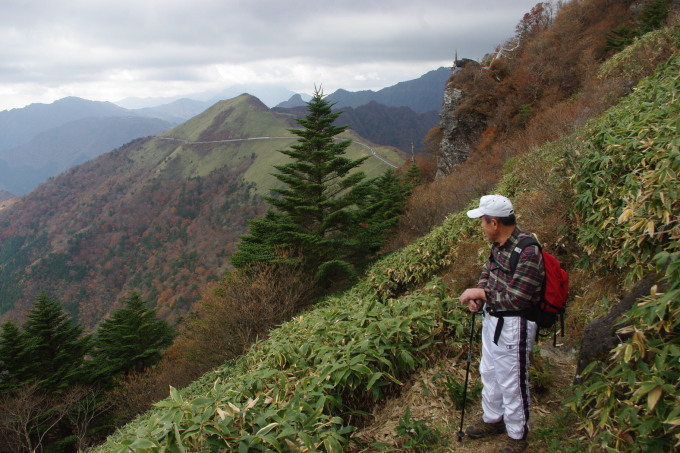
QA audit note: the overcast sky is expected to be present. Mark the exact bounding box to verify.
[1,0,541,111]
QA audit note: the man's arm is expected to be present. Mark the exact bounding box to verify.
[460,260,490,312]
[476,261,490,290]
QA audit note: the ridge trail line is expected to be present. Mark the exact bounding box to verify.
[156,135,399,168]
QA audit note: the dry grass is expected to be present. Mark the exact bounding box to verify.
[350,341,578,452]
[185,264,314,368]
[385,158,501,251]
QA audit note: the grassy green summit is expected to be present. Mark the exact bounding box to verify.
[134,93,404,194]
[163,94,292,142]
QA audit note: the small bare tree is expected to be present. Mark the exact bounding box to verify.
[0,383,70,453]
[65,385,113,451]
[188,263,314,368]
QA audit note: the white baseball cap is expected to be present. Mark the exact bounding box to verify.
[466,195,514,218]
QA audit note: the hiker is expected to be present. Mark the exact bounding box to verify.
[458,195,544,453]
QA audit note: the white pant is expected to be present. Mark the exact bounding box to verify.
[479,312,537,440]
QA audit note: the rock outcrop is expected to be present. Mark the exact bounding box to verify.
[435,60,488,180]
[575,273,667,380]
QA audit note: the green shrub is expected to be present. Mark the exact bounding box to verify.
[566,53,679,452]
[433,370,482,410]
[529,350,554,394]
[571,54,679,283]
[395,407,443,452]
[566,251,680,452]
[91,278,465,452]
[365,210,477,301]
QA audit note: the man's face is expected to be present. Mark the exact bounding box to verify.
[481,216,497,242]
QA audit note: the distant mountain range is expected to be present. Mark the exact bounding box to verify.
[327,67,451,113]
[2,116,172,195]
[274,67,451,154]
[274,67,451,114]
[0,98,176,196]
[0,94,404,327]
[116,84,301,110]
[274,102,439,155]
[0,67,451,196]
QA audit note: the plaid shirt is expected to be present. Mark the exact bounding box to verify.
[477,227,544,312]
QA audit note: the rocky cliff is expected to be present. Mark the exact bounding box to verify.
[435,60,487,179]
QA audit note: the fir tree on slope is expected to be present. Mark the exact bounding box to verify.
[0,320,25,392]
[10,293,92,394]
[232,89,407,285]
[93,292,175,387]
[403,162,424,187]
[351,170,410,265]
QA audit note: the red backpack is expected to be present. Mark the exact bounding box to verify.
[509,237,569,341]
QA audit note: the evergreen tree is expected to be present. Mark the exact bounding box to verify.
[93,292,174,386]
[232,210,300,267]
[18,293,91,393]
[639,0,671,33]
[350,170,409,261]
[0,320,26,393]
[605,0,671,51]
[232,88,375,284]
[403,162,424,188]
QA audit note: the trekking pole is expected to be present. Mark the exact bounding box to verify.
[457,308,477,442]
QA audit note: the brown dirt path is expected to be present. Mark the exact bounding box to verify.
[350,340,578,452]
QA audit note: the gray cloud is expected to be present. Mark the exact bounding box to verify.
[1,0,540,110]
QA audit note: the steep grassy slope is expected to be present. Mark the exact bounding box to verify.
[90,47,678,453]
[562,52,678,452]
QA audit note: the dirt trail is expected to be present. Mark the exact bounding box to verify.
[350,339,578,452]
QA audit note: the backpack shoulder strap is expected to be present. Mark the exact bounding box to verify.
[509,237,541,273]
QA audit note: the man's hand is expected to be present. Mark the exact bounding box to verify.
[459,288,486,313]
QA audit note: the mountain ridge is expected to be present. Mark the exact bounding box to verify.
[1,67,447,195]
[0,97,134,150]
[325,67,451,113]
[0,94,404,327]
[1,116,173,195]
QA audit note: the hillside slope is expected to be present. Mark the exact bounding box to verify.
[1,116,173,196]
[0,97,178,195]
[90,45,678,453]
[0,97,133,150]
[0,94,403,327]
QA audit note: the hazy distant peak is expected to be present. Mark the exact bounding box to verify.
[325,67,450,113]
[0,189,15,202]
[275,93,308,109]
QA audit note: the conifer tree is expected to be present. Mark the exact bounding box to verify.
[93,292,174,386]
[350,170,409,262]
[403,162,424,187]
[18,293,91,393]
[232,88,375,284]
[0,320,26,393]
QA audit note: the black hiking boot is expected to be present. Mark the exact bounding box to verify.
[465,418,505,439]
[500,436,528,452]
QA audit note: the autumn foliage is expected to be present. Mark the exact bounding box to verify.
[0,139,266,328]
[394,0,676,245]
